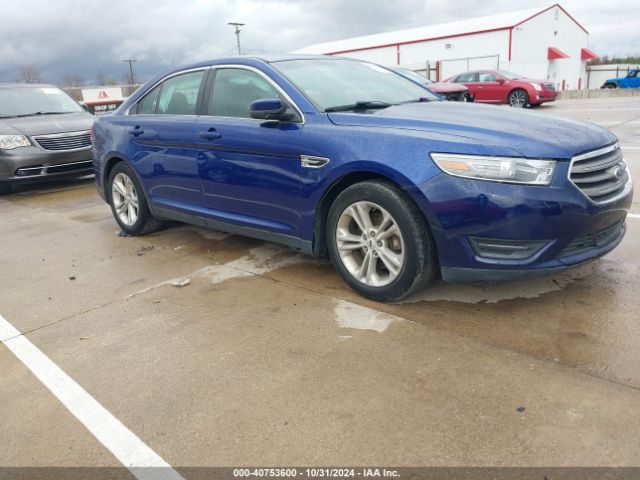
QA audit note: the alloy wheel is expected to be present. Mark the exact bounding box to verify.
[335,201,405,287]
[510,90,527,107]
[111,172,139,226]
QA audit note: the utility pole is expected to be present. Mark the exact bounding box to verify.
[227,22,245,55]
[122,59,137,85]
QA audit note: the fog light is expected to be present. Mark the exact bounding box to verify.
[469,237,549,260]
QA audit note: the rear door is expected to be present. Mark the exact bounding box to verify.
[127,69,208,214]
[454,72,479,99]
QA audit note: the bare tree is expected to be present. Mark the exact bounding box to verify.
[19,65,42,83]
[96,73,118,86]
[62,74,84,87]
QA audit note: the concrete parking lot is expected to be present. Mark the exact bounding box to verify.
[1,97,639,476]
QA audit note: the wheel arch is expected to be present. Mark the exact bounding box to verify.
[101,155,155,215]
[311,170,436,258]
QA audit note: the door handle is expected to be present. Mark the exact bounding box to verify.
[198,128,222,140]
[128,126,144,136]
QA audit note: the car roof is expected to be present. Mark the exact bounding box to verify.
[175,53,357,70]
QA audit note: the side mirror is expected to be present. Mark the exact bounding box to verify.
[250,98,295,121]
[496,77,505,84]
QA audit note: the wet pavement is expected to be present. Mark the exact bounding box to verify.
[1,97,639,471]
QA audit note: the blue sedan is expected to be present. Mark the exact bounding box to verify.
[92,55,633,301]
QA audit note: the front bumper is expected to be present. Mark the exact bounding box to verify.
[532,91,558,103]
[0,146,93,182]
[415,160,633,282]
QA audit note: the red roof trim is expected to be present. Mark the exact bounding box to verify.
[581,48,599,60]
[548,47,570,60]
[324,26,511,55]
[515,3,588,34]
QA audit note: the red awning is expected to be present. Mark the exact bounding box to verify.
[548,47,570,60]
[581,48,599,60]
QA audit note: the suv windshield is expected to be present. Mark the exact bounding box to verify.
[0,86,83,118]
[274,59,439,112]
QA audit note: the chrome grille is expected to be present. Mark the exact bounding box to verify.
[545,82,555,91]
[569,144,629,203]
[559,220,625,257]
[34,130,91,151]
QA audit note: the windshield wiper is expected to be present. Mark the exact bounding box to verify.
[399,97,434,104]
[325,101,394,113]
[14,111,72,117]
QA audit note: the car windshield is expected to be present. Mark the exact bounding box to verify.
[498,71,525,80]
[0,86,83,118]
[274,59,439,112]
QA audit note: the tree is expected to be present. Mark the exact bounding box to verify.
[19,65,42,83]
[62,74,84,87]
[96,73,118,86]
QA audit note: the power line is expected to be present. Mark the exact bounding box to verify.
[227,22,245,55]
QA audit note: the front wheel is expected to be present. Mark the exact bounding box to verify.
[327,181,437,302]
[508,89,529,108]
[108,162,163,235]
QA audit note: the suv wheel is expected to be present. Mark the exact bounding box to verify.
[108,162,163,235]
[327,181,437,302]
[508,89,528,108]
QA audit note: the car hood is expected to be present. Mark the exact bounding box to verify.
[0,112,94,136]
[327,102,616,159]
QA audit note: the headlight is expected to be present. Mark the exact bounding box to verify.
[0,135,31,150]
[531,82,542,91]
[431,153,556,185]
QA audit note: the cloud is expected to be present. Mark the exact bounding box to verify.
[0,0,636,85]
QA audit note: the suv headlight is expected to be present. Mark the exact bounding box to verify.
[431,153,556,185]
[531,82,542,91]
[0,135,31,150]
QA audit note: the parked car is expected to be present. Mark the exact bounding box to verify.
[92,55,632,302]
[602,69,640,89]
[0,83,94,194]
[446,70,557,107]
[393,67,469,101]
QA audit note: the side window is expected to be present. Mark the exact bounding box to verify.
[455,72,476,82]
[209,68,281,118]
[478,73,496,82]
[156,70,205,115]
[136,84,161,114]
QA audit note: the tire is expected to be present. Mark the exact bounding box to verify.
[459,92,470,102]
[326,181,437,302]
[0,181,12,195]
[508,89,529,108]
[604,83,617,89]
[107,162,163,235]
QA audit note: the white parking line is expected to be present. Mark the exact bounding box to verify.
[0,314,184,480]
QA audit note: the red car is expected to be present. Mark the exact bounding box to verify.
[445,70,557,107]
[393,67,469,101]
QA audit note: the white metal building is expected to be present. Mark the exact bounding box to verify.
[295,4,599,91]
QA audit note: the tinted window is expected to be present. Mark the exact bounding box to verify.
[455,72,476,82]
[157,70,205,115]
[478,73,496,82]
[136,84,161,114]
[209,68,281,118]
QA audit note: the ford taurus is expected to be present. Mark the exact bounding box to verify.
[92,55,632,301]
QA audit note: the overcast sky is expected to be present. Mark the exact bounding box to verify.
[1,0,637,85]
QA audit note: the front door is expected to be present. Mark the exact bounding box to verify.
[473,72,505,103]
[195,67,304,237]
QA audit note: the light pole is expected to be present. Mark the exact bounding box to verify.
[227,22,245,55]
[122,59,137,85]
